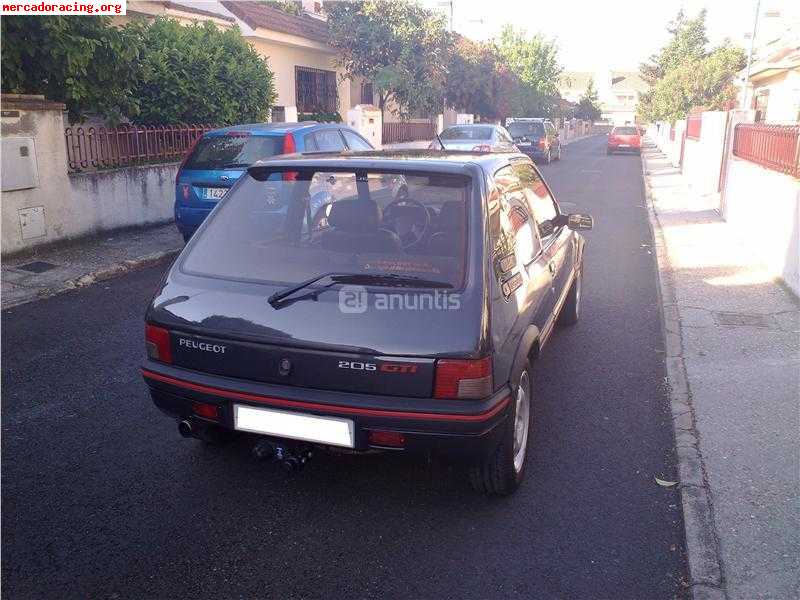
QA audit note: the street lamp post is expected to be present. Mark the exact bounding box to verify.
[741,0,762,110]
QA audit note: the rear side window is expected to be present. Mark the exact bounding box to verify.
[341,130,373,150]
[613,126,639,135]
[512,162,559,241]
[184,135,283,170]
[312,129,346,152]
[490,165,541,266]
[182,169,471,289]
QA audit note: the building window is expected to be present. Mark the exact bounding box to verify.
[295,66,338,113]
[361,82,374,105]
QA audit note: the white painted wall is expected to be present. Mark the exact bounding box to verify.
[681,111,729,199]
[1,98,178,255]
[722,157,800,296]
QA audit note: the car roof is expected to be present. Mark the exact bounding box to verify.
[205,122,340,137]
[247,149,528,174]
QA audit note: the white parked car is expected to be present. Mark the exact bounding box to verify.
[430,124,518,152]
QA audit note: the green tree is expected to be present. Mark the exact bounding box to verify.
[639,9,708,84]
[637,10,744,123]
[495,26,562,117]
[574,78,601,122]
[445,36,516,119]
[1,16,143,123]
[326,0,450,120]
[133,18,276,125]
[642,44,745,123]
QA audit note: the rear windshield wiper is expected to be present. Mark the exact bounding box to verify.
[268,271,453,308]
[220,162,250,169]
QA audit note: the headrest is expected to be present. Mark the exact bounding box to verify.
[327,199,381,232]
[438,201,464,232]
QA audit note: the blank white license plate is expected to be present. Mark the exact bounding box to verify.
[234,404,355,448]
[619,144,630,148]
[203,187,227,200]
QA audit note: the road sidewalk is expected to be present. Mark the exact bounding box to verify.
[2,223,182,310]
[642,140,799,600]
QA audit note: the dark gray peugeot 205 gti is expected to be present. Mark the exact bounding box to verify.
[142,150,592,495]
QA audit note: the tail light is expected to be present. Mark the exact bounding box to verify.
[538,138,546,149]
[472,144,491,152]
[434,357,493,399]
[145,324,172,364]
[176,135,202,185]
[192,402,219,421]
[368,430,405,448]
[283,133,298,181]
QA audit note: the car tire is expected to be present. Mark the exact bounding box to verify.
[556,144,562,160]
[606,148,612,155]
[182,232,193,244]
[469,365,532,496]
[544,148,552,164]
[558,265,582,326]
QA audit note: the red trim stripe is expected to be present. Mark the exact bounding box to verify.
[141,369,510,422]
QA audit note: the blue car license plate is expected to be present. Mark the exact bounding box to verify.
[202,187,227,200]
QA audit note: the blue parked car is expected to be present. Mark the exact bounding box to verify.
[175,122,374,242]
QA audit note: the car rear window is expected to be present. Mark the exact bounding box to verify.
[183,134,284,170]
[181,168,471,289]
[507,122,545,137]
[613,127,639,135]
[440,126,493,140]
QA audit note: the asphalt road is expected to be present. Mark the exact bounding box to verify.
[2,135,687,599]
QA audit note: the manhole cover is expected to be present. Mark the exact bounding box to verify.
[16,261,58,274]
[714,312,772,327]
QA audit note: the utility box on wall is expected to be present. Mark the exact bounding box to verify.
[2,137,38,191]
[18,206,46,240]
[347,104,382,148]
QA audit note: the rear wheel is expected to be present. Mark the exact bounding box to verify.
[182,232,193,244]
[469,366,532,496]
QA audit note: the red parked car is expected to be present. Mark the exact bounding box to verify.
[606,126,641,155]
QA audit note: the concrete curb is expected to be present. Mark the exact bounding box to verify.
[639,142,727,600]
[2,249,179,310]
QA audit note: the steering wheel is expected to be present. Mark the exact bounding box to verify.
[383,198,430,249]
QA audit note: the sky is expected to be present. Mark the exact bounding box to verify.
[422,0,799,73]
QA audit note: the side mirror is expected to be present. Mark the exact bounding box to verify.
[567,213,593,230]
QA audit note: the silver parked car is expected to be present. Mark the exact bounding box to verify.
[430,124,517,152]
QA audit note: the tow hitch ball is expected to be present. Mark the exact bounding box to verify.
[252,439,312,473]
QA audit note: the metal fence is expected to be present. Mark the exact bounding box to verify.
[732,123,800,178]
[382,121,437,145]
[686,114,702,140]
[65,124,217,172]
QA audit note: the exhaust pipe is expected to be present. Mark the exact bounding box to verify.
[252,439,312,472]
[178,420,193,438]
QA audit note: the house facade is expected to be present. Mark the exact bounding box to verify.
[559,70,647,125]
[736,28,800,123]
[123,0,356,122]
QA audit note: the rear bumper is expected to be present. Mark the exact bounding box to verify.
[516,145,546,158]
[142,362,511,458]
[174,204,212,235]
[607,144,640,153]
